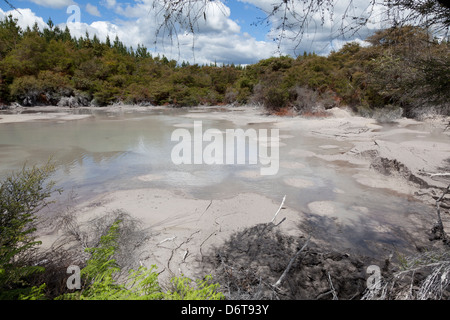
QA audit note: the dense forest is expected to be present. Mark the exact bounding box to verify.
[0,15,448,118]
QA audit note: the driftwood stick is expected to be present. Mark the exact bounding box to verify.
[431,173,450,177]
[328,272,338,300]
[199,200,213,219]
[182,249,189,262]
[270,195,286,224]
[199,231,216,260]
[419,171,450,179]
[435,184,450,242]
[273,235,311,288]
[158,236,176,245]
[274,217,286,227]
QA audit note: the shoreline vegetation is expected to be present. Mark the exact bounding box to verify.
[0,15,448,121]
[0,13,449,300]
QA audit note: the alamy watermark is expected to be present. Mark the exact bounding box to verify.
[66,265,81,290]
[66,5,81,24]
[170,121,280,176]
[366,265,382,296]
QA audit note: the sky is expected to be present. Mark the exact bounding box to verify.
[0,0,384,65]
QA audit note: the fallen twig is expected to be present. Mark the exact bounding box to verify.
[434,184,450,244]
[182,249,189,262]
[327,272,338,300]
[200,231,217,261]
[199,200,213,219]
[431,173,450,177]
[418,171,450,180]
[269,195,286,224]
[273,235,311,288]
[167,230,200,273]
[274,217,286,227]
[158,236,176,245]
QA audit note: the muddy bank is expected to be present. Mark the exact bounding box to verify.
[38,189,304,284]
[0,104,171,124]
[26,105,450,298]
[196,108,450,299]
[0,110,92,124]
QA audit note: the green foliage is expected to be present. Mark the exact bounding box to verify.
[1,32,48,77]
[10,71,73,105]
[165,275,225,300]
[263,86,289,111]
[363,26,450,115]
[0,13,447,117]
[18,284,47,300]
[0,14,22,59]
[0,161,59,300]
[57,219,223,300]
[81,219,122,285]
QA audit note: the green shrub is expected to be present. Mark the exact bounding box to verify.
[57,219,223,300]
[165,275,224,300]
[0,162,59,300]
[9,71,73,105]
[9,75,41,104]
[264,86,289,111]
[125,83,152,104]
[92,82,118,106]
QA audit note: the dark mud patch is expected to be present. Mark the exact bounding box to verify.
[203,223,383,300]
[367,153,430,188]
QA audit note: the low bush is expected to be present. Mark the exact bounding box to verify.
[373,105,404,123]
[263,86,289,111]
[9,71,73,105]
[0,161,60,299]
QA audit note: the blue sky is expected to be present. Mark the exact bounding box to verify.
[0,1,379,65]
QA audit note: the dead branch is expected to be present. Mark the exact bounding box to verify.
[269,195,286,224]
[363,250,450,300]
[200,231,217,262]
[182,249,189,262]
[273,235,311,288]
[419,171,450,179]
[158,236,177,245]
[167,230,200,273]
[199,200,213,219]
[315,272,339,300]
[433,183,450,244]
[328,272,338,300]
[274,217,286,227]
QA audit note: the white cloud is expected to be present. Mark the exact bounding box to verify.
[83,0,268,64]
[86,4,101,17]
[239,0,383,55]
[196,2,241,35]
[29,0,75,9]
[192,33,278,65]
[0,8,47,31]
[101,0,117,9]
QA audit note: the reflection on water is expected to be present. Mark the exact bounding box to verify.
[0,107,433,257]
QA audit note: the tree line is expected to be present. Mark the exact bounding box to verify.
[0,14,448,118]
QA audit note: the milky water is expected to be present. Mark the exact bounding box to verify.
[0,107,434,256]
